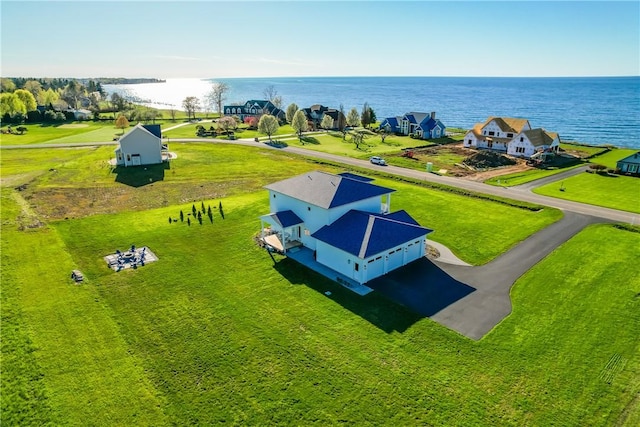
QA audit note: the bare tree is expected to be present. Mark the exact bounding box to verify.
[206,82,229,117]
[182,96,200,121]
[263,85,283,107]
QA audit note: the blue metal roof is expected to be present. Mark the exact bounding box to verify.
[265,210,303,227]
[142,124,162,138]
[337,172,374,182]
[312,210,432,258]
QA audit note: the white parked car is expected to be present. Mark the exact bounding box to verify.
[369,156,387,165]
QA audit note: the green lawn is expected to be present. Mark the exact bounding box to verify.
[590,149,639,169]
[2,140,638,425]
[485,164,584,187]
[534,172,640,213]
[2,183,638,424]
[162,123,296,140]
[0,122,123,146]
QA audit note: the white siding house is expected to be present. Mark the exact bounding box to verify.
[507,128,560,158]
[464,116,561,160]
[463,117,531,152]
[115,124,165,167]
[260,171,432,285]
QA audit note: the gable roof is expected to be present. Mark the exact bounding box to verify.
[265,171,395,209]
[483,117,530,133]
[522,128,559,147]
[262,210,303,228]
[120,123,161,143]
[311,210,432,258]
[403,112,428,124]
[617,151,640,165]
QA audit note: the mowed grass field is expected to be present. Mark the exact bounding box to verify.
[534,172,640,213]
[1,142,639,425]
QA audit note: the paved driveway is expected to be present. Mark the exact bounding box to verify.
[367,212,609,340]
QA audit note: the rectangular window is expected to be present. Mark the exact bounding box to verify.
[488,131,495,136]
[507,133,513,138]
[354,263,359,271]
[520,137,524,142]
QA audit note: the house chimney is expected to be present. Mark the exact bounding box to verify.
[430,111,436,120]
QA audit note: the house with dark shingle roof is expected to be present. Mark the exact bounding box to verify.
[464,116,560,159]
[260,171,432,285]
[223,100,285,122]
[616,151,640,175]
[301,104,346,130]
[379,111,446,139]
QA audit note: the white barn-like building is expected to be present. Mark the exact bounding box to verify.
[115,124,167,167]
[260,171,432,285]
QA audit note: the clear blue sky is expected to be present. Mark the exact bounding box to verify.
[1,0,639,78]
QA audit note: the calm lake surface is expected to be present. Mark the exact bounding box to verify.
[103,76,640,148]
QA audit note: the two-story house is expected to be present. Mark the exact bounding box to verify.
[464,116,560,158]
[379,112,446,139]
[223,100,286,122]
[260,171,432,285]
[115,124,168,167]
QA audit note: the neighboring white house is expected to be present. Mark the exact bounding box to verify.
[464,116,560,159]
[616,151,640,174]
[115,124,166,167]
[507,128,560,158]
[260,171,432,285]
[464,117,531,152]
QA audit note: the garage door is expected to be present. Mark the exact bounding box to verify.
[387,247,404,271]
[406,240,422,263]
[366,255,384,280]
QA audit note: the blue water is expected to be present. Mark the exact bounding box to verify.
[104,76,640,148]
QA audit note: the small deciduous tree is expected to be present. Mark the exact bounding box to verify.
[206,82,229,117]
[218,116,237,134]
[346,107,361,128]
[263,85,283,108]
[291,110,308,142]
[182,96,200,121]
[285,103,298,124]
[0,93,26,118]
[337,104,347,140]
[115,114,129,134]
[15,126,27,134]
[320,114,334,130]
[258,114,279,141]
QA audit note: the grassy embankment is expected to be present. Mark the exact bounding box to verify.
[1,146,638,424]
[532,149,640,213]
[484,143,612,187]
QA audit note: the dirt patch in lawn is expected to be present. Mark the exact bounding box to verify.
[394,143,533,179]
[23,180,251,220]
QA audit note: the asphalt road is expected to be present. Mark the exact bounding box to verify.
[3,137,637,224]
